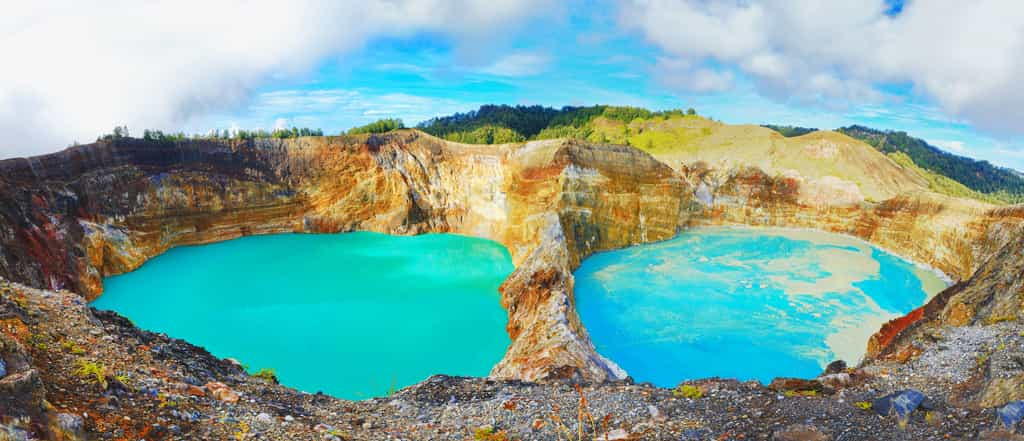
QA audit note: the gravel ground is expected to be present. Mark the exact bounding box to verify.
[2,279,1023,440]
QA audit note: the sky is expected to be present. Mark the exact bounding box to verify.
[4,1,1024,171]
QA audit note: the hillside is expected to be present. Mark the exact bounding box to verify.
[418,105,1023,205]
[838,125,1024,204]
[418,105,930,203]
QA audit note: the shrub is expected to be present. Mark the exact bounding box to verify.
[673,384,703,399]
[74,359,108,389]
[251,368,277,382]
[61,340,86,355]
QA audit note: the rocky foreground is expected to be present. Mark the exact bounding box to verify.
[4,279,1024,440]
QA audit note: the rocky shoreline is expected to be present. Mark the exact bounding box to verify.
[3,279,1024,440]
[2,131,1024,439]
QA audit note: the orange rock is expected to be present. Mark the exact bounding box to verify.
[205,381,239,403]
[187,385,205,397]
[888,345,923,364]
[945,302,974,327]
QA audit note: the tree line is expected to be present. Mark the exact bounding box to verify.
[416,104,699,144]
[96,126,326,143]
[839,125,1024,200]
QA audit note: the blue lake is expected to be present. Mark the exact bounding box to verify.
[92,232,513,399]
[574,226,947,386]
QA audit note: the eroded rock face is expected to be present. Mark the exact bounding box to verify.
[0,130,1021,385]
[0,133,687,382]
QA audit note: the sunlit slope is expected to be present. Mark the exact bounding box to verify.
[589,115,930,203]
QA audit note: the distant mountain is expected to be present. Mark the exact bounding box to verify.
[838,125,1024,203]
[418,105,1024,204]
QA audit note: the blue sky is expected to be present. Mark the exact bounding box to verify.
[6,1,1024,170]
[178,3,1024,171]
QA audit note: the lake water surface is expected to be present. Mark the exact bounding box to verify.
[574,226,947,386]
[92,232,513,399]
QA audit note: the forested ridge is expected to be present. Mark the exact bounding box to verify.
[838,125,1024,203]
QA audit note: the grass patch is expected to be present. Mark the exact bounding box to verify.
[783,389,819,397]
[889,151,1008,204]
[251,368,277,382]
[61,340,86,355]
[473,426,508,441]
[73,359,108,390]
[673,384,704,399]
[987,315,1018,325]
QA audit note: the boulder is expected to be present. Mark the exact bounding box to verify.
[205,381,239,403]
[998,401,1024,431]
[768,377,826,394]
[824,360,847,375]
[56,413,85,438]
[873,390,929,427]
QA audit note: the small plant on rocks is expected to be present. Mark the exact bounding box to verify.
[673,384,703,399]
[73,359,108,390]
[27,333,49,350]
[61,340,86,355]
[251,368,277,383]
[546,384,613,441]
[113,373,132,390]
[473,425,508,441]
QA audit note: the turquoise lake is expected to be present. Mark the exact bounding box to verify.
[575,226,947,386]
[92,232,513,399]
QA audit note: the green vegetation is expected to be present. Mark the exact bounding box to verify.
[101,126,324,143]
[762,124,817,137]
[61,339,86,355]
[840,125,1024,203]
[113,373,133,391]
[417,104,695,143]
[673,384,704,399]
[887,151,1009,203]
[443,125,524,144]
[346,118,405,135]
[251,367,277,382]
[473,426,508,441]
[73,359,108,390]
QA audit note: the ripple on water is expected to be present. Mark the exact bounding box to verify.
[574,226,947,386]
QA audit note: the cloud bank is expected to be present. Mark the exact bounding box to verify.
[0,1,546,158]
[622,0,1024,135]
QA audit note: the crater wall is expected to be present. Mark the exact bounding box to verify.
[0,130,1019,382]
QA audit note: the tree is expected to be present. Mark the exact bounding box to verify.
[686,108,697,116]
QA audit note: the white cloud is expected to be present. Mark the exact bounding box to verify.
[653,57,734,93]
[620,0,1024,136]
[192,88,476,135]
[272,118,291,131]
[0,0,547,158]
[480,52,552,77]
[932,140,967,154]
